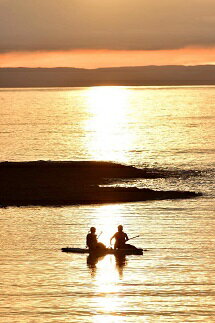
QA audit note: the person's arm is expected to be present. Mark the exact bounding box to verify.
[110,233,115,244]
[125,233,129,242]
[86,234,89,248]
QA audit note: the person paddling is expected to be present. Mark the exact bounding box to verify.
[110,225,129,249]
[110,225,139,250]
[86,227,106,251]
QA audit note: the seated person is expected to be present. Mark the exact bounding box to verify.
[86,227,106,251]
[110,225,129,249]
[110,225,138,250]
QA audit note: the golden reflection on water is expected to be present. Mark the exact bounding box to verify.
[85,86,133,162]
[89,255,127,323]
[86,204,128,322]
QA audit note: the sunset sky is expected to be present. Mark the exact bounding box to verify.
[0,0,215,68]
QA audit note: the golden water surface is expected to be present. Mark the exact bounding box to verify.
[0,86,215,322]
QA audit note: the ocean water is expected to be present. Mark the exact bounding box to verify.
[0,86,214,322]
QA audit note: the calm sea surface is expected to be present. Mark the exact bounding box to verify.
[0,86,215,322]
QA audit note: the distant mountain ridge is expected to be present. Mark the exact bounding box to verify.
[0,65,215,87]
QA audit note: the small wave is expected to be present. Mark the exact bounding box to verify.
[175,149,215,154]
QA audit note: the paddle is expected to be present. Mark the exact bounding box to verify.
[98,231,103,238]
[109,234,140,248]
[128,235,140,241]
[128,235,149,252]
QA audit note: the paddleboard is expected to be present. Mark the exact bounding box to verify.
[61,247,143,255]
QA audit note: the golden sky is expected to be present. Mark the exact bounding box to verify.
[0,0,215,68]
[1,48,215,68]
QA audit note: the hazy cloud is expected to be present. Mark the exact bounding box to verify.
[0,0,215,52]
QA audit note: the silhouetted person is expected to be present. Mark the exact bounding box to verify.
[110,225,129,249]
[86,227,97,250]
[110,225,139,251]
[86,227,106,251]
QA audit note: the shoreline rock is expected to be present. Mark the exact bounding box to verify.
[0,161,202,207]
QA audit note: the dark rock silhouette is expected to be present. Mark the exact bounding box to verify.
[0,161,202,206]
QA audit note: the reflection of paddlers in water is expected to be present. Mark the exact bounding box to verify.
[110,225,138,250]
[86,227,106,251]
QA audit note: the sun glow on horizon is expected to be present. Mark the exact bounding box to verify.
[1,47,215,68]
